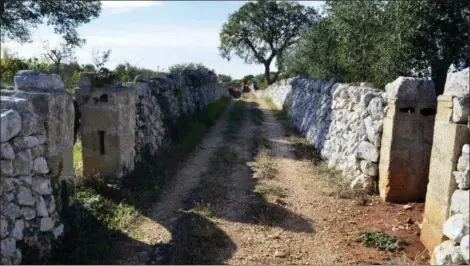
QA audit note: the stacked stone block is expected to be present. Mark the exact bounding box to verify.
[1,96,64,265]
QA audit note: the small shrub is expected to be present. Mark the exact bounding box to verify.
[360,231,406,252]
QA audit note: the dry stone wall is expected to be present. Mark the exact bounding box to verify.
[1,90,66,264]
[126,71,230,162]
[256,78,387,190]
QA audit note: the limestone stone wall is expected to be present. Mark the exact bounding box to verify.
[0,71,74,264]
[256,78,387,190]
[125,71,230,162]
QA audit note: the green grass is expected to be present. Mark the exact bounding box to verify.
[360,231,406,252]
[250,103,265,125]
[224,100,246,139]
[73,139,83,169]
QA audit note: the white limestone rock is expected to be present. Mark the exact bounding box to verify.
[356,141,379,163]
[0,109,22,142]
[52,224,64,239]
[40,217,54,231]
[3,203,21,221]
[32,178,53,195]
[386,77,435,101]
[451,190,470,215]
[443,214,470,243]
[0,143,15,160]
[360,160,378,177]
[21,207,36,220]
[350,174,374,191]
[461,235,469,263]
[0,237,16,257]
[13,150,33,176]
[457,153,470,171]
[32,157,49,174]
[452,97,470,124]
[16,186,35,206]
[13,136,39,149]
[36,195,49,217]
[11,219,24,240]
[14,70,64,92]
[444,67,470,98]
[454,169,470,190]
[1,159,13,176]
[433,240,466,265]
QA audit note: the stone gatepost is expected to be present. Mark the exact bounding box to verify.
[379,77,436,202]
[4,70,75,210]
[75,73,136,180]
[421,68,470,256]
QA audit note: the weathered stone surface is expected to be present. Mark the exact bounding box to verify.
[1,159,13,176]
[40,217,54,231]
[457,153,469,171]
[451,190,470,215]
[350,174,374,191]
[32,157,49,174]
[36,195,49,217]
[0,215,9,238]
[1,109,22,142]
[454,169,470,190]
[11,249,22,265]
[19,175,32,186]
[13,150,32,176]
[444,67,470,97]
[32,178,53,195]
[52,224,64,239]
[356,141,379,162]
[30,145,44,158]
[461,235,469,263]
[433,240,466,265]
[0,237,16,257]
[2,178,16,192]
[443,214,470,243]
[452,96,470,124]
[385,77,435,101]
[0,95,42,136]
[46,196,56,214]
[360,160,378,177]
[16,186,35,206]
[21,207,36,220]
[13,136,39,149]
[463,144,470,155]
[14,70,64,92]
[11,219,24,240]
[1,143,15,159]
[3,203,20,220]
[36,134,46,145]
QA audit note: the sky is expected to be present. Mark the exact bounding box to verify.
[2,1,325,79]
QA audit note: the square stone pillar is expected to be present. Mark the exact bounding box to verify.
[76,73,135,180]
[421,95,470,251]
[379,77,436,202]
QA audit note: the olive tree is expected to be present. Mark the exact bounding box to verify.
[219,0,317,85]
[1,0,101,46]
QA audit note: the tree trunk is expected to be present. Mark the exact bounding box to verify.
[55,61,60,75]
[265,62,272,85]
[431,62,451,96]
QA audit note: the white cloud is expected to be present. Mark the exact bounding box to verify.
[101,1,162,14]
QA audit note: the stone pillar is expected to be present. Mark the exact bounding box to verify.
[5,70,75,210]
[76,73,135,180]
[421,67,470,253]
[379,77,436,202]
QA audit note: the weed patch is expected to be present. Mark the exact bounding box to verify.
[360,231,406,252]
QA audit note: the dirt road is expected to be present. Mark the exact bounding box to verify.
[120,95,429,265]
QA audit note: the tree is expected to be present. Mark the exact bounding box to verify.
[217,74,232,83]
[219,0,317,85]
[392,0,470,95]
[0,0,101,46]
[42,40,76,74]
[91,47,112,70]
